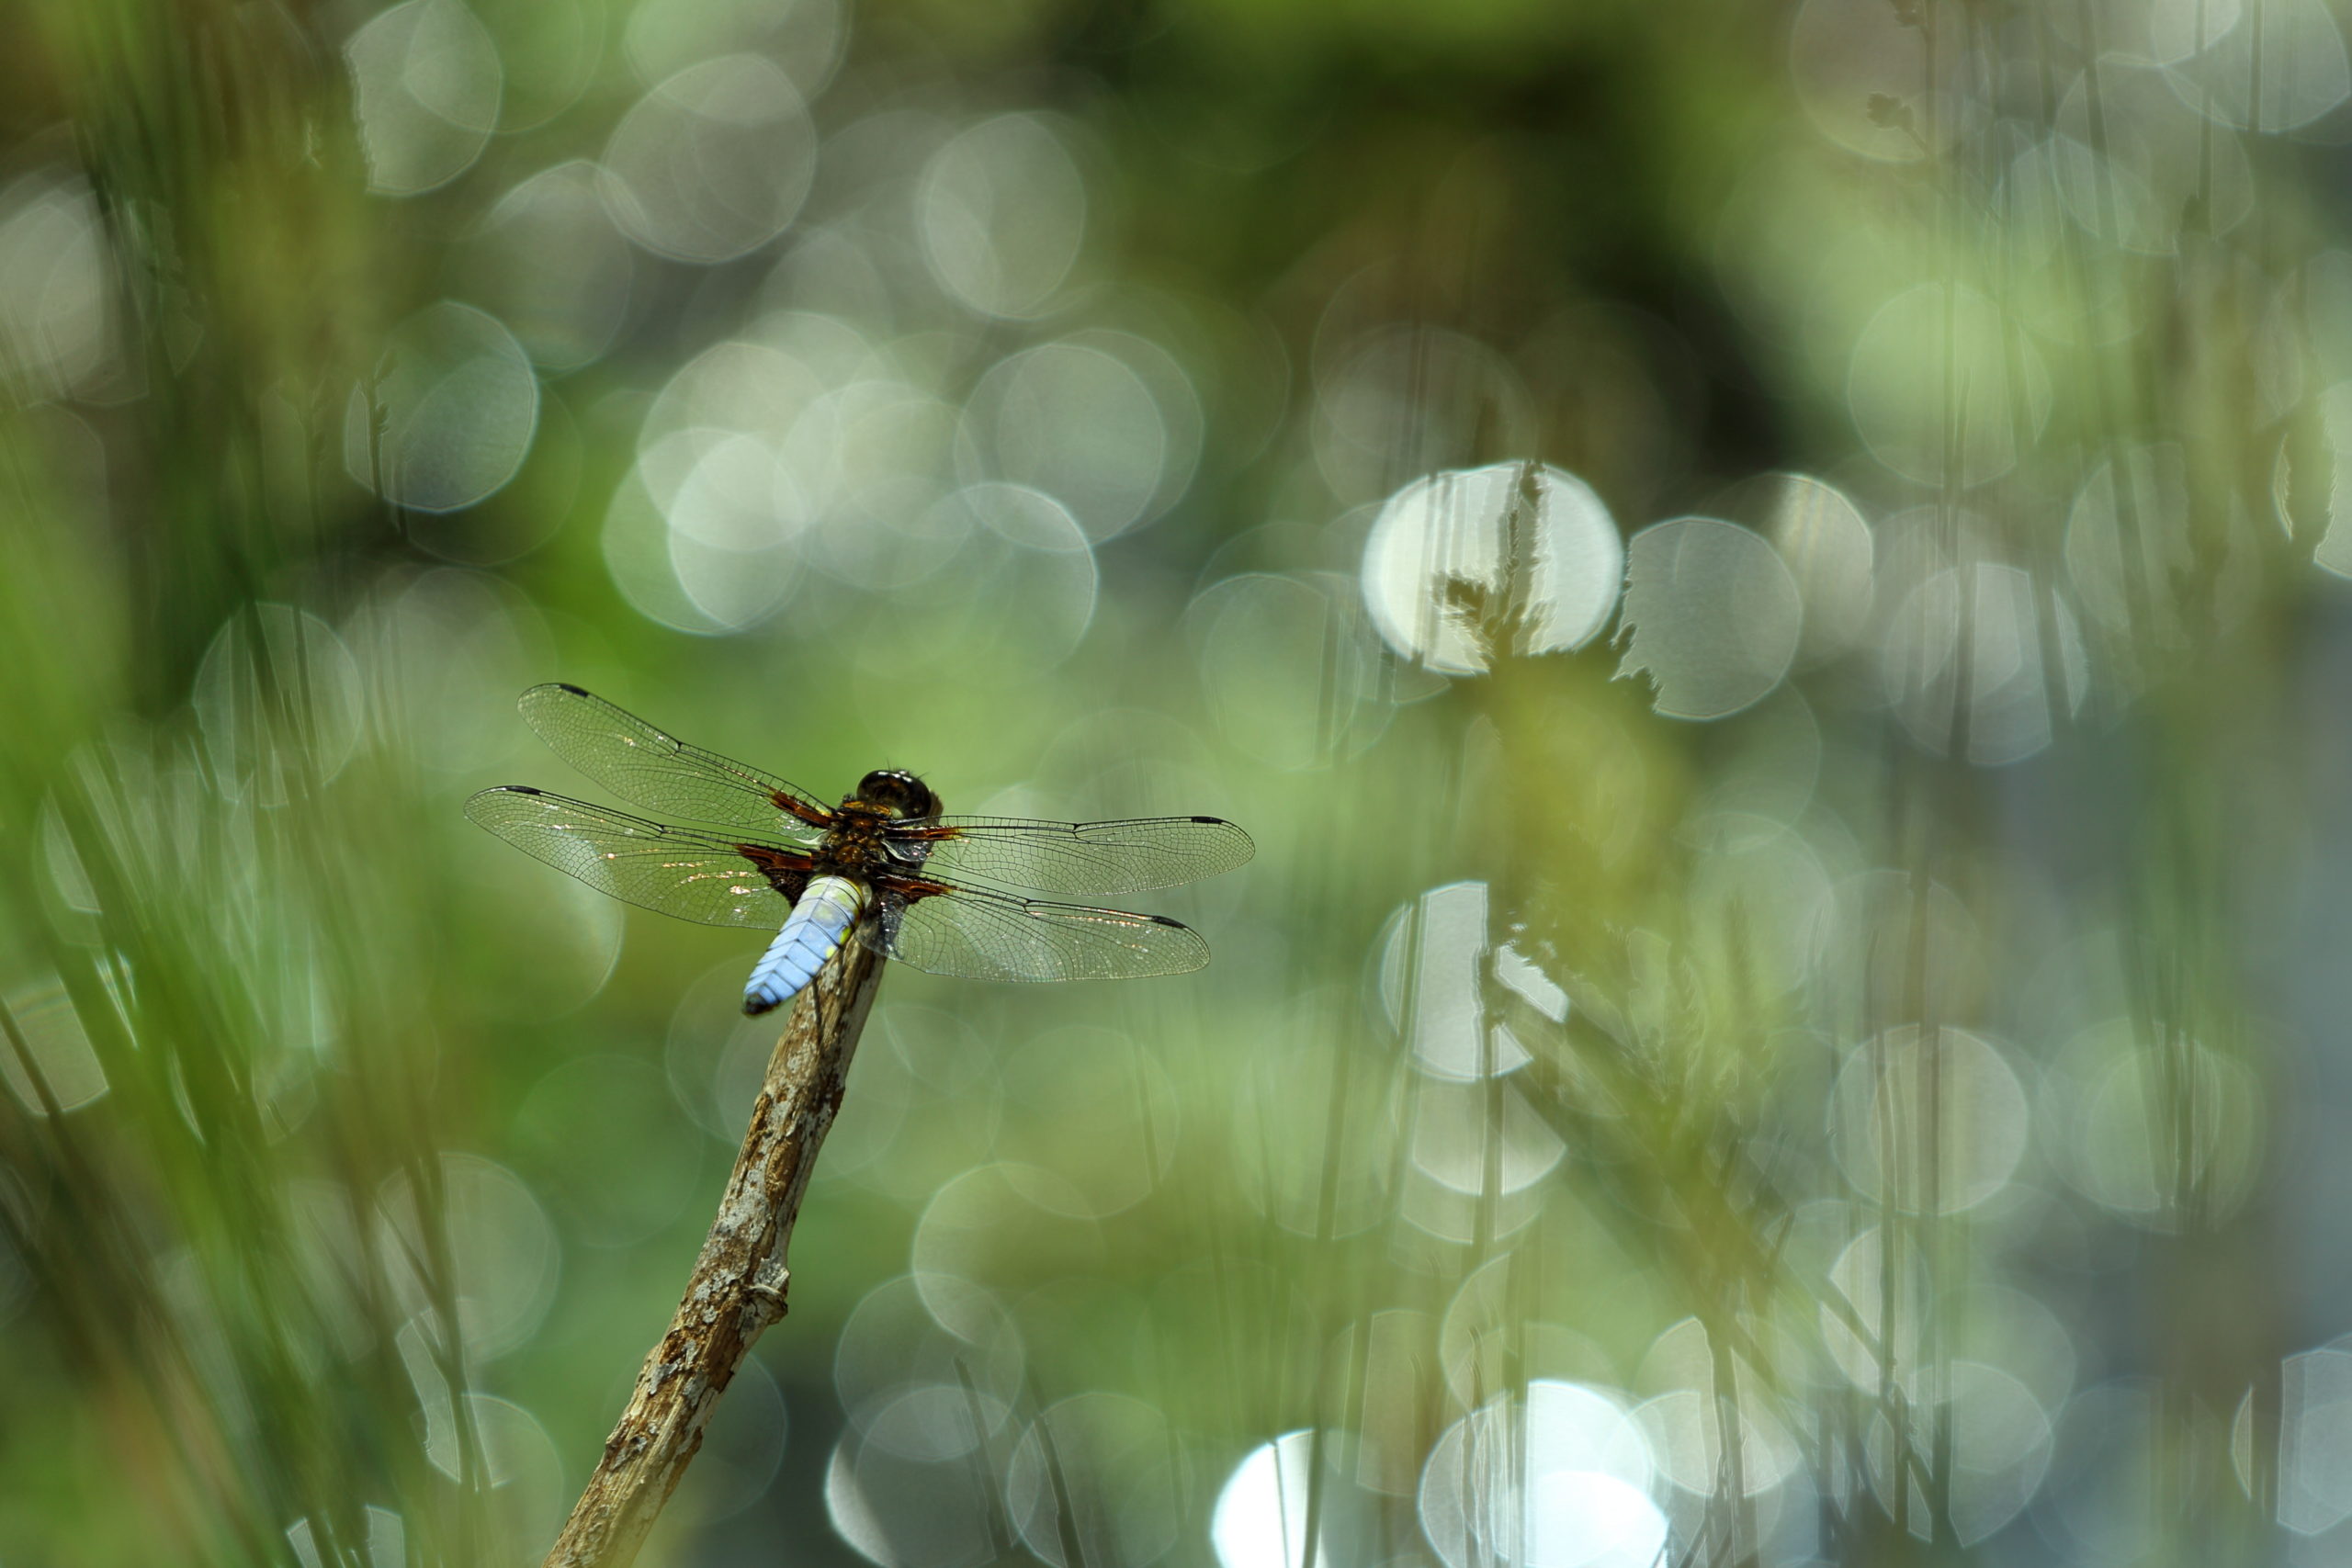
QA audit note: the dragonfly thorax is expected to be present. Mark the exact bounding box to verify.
[816,773,944,881]
[813,795,935,883]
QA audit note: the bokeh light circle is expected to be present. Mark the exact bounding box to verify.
[1361,462,1623,675]
[920,114,1088,319]
[345,0,503,196]
[602,54,818,263]
[1614,516,1803,720]
[345,300,540,514]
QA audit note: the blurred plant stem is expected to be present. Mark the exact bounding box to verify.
[543,942,883,1568]
[28,0,385,716]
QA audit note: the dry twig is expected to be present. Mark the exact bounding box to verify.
[541,942,884,1568]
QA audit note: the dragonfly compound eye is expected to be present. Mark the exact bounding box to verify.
[856,769,939,818]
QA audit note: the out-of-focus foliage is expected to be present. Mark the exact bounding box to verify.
[6,0,2352,1563]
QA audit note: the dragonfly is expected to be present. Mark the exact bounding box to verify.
[465,684,1253,1015]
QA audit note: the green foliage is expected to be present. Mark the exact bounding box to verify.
[1,0,2342,1565]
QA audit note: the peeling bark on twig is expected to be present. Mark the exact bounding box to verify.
[541,942,884,1568]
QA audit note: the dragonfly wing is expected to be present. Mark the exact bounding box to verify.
[517,683,830,838]
[863,883,1209,982]
[890,815,1253,896]
[464,786,804,929]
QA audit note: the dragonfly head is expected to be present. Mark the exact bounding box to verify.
[853,768,941,819]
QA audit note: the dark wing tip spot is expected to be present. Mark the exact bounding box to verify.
[1148,914,1189,929]
[1192,815,1223,825]
[555,682,589,695]
[508,785,544,795]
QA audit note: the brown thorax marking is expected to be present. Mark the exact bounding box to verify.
[814,801,899,879]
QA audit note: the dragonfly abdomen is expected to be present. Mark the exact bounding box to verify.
[743,875,865,1015]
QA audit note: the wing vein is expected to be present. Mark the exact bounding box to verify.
[464,787,801,929]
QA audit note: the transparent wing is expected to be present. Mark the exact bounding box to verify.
[864,885,1210,982]
[464,787,804,929]
[890,815,1253,896]
[517,683,830,839]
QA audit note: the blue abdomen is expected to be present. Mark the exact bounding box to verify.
[743,875,865,1015]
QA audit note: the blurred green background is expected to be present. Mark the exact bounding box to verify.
[7,0,2352,1563]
